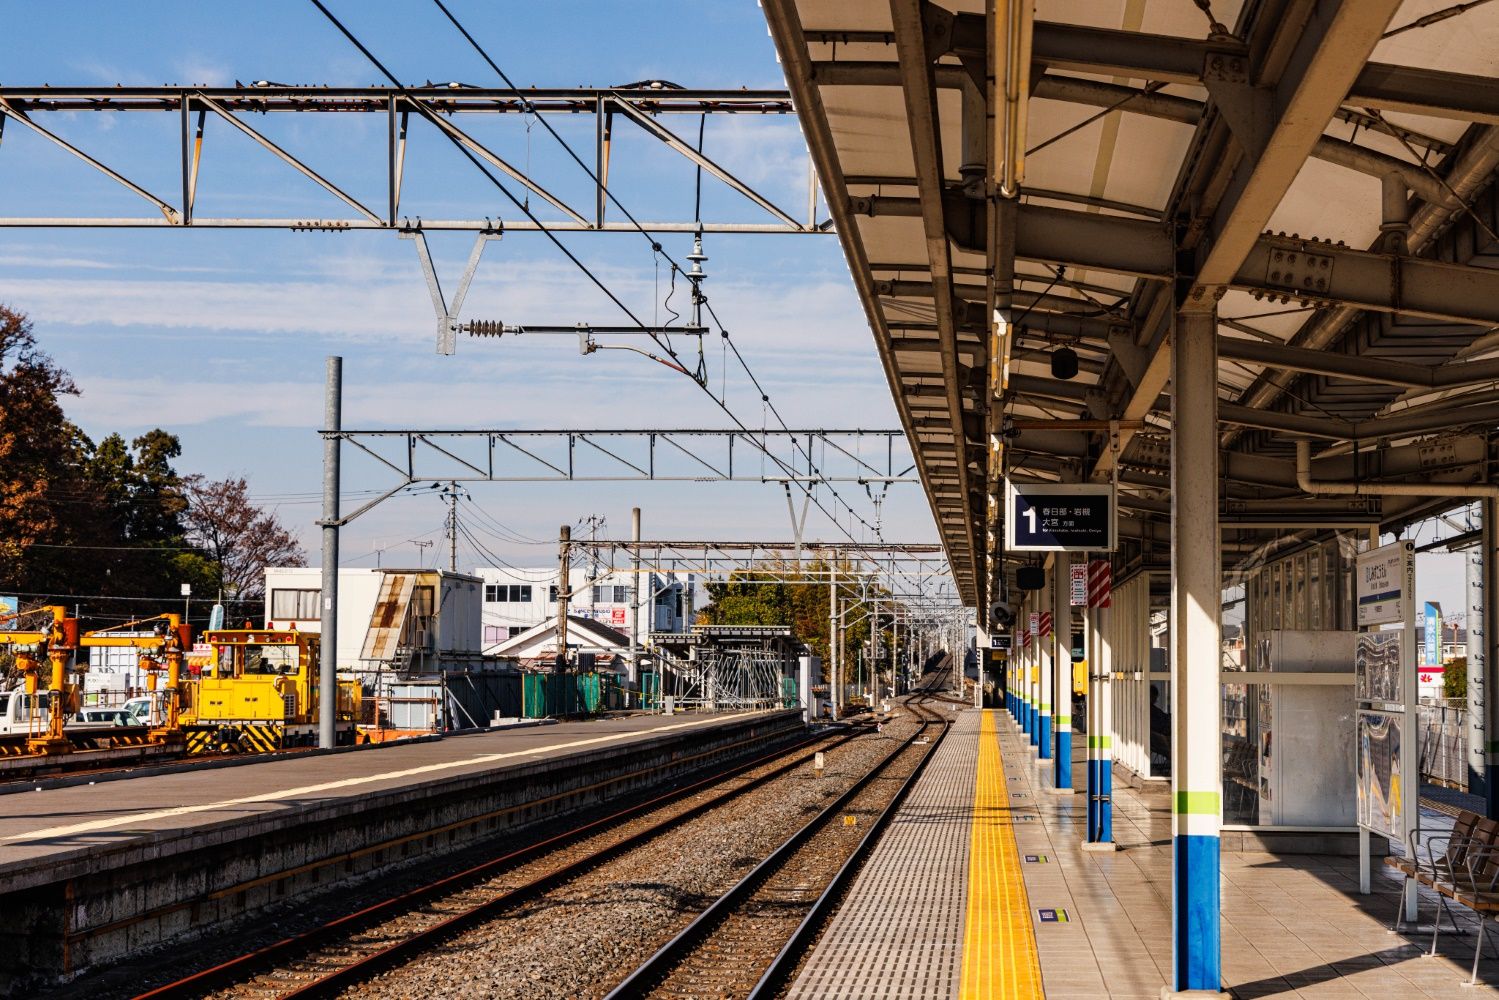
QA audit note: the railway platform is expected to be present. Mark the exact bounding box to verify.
[0,709,803,992]
[793,706,1499,999]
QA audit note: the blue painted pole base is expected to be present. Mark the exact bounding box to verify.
[1055,730,1072,788]
[1029,708,1040,747]
[1100,759,1113,842]
[1086,758,1099,839]
[1488,763,1499,821]
[1172,833,1222,993]
[1038,716,1053,759]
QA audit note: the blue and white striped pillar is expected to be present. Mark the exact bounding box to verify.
[1097,599,1113,840]
[1052,554,1070,785]
[1038,561,1054,760]
[1170,303,1222,994]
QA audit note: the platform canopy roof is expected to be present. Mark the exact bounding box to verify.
[765,0,1499,610]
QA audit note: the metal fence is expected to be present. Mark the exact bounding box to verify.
[1419,700,1469,790]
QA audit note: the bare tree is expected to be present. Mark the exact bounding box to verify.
[182,475,305,601]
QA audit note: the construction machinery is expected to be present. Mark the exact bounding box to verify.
[0,606,80,753]
[81,614,193,737]
[0,607,190,765]
[187,626,360,753]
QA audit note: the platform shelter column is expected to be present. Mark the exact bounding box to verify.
[1053,553,1071,786]
[1170,301,1223,994]
[1039,561,1054,759]
[1020,594,1032,736]
[1485,497,1499,818]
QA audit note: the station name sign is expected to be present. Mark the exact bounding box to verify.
[1356,540,1413,628]
[1004,482,1117,553]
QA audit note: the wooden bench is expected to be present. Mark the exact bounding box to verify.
[1386,809,1499,984]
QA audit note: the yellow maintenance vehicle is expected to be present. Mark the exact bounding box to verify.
[0,607,189,765]
[185,627,360,753]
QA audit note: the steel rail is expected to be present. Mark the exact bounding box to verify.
[128,724,862,1000]
[749,694,952,996]
[603,673,952,998]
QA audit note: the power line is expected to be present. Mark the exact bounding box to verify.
[343,0,885,544]
[428,0,882,538]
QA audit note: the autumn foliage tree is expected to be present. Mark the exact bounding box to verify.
[182,475,306,604]
[0,302,304,627]
[0,305,77,586]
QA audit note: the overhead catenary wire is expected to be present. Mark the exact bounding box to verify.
[310,0,881,547]
[425,0,882,539]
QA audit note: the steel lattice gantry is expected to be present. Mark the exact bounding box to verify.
[0,85,821,234]
[764,0,1499,612]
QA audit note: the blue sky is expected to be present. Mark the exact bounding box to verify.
[0,1,932,572]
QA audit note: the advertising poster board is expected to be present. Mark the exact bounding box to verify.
[1355,632,1403,706]
[1357,710,1404,840]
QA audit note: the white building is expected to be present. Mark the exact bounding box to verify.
[263,567,487,677]
[473,566,695,653]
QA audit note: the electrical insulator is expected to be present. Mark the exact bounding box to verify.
[687,235,708,282]
[465,319,507,338]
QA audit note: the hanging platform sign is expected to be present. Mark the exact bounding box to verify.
[1356,541,1413,628]
[1005,482,1116,552]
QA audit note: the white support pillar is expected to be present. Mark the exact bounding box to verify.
[1053,554,1071,785]
[1039,561,1054,760]
[1169,302,1223,994]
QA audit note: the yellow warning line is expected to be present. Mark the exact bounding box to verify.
[961,709,1044,998]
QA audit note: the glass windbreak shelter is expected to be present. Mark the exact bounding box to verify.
[1224,536,1359,829]
[1112,572,1171,780]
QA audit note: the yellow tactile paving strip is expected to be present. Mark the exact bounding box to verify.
[961,709,1044,999]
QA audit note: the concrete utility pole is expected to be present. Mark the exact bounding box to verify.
[445,482,459,572]
[557,524,571,681]
[829,561,838,719]
[629,507,641,685]
[318,356,341,750]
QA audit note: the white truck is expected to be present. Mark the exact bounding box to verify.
[0,689,50,737]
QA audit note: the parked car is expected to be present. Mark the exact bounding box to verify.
[122,696,153,724]
[72,707,135,726]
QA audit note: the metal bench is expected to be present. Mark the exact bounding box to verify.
[1387,810,1499,985]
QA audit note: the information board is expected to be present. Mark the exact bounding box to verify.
[1005,482,1116,552]
[989,634,1013,651]
[1069,563,1087,606]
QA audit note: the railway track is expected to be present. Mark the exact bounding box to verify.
[605,673,951,999]
[125,719,869,1000]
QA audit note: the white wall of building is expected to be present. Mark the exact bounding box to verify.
[263,567,484,673]
[473,566,695,652]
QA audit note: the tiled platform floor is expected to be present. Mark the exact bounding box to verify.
[788,706,979,999]
[999,711,1499,999]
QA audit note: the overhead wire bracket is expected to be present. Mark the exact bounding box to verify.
[401,225,502,355]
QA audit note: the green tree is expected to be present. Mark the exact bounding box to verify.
[0,303,207,621]
[1445,657,1468,701]
[696,561,889,679]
